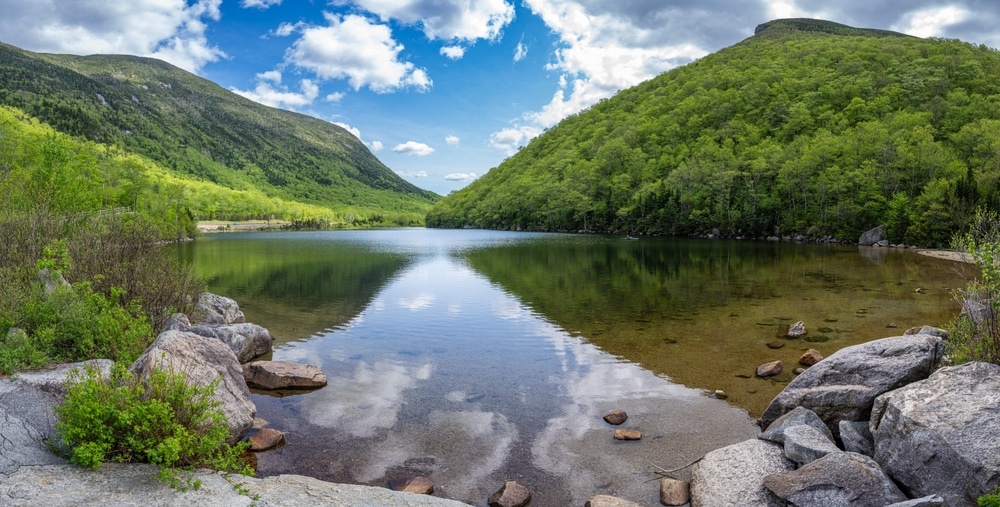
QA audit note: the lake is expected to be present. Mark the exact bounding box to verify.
[177,229,965,506]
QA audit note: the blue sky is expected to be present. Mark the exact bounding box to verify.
[3,1,1000,195]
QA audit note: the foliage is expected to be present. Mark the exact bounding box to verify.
[0,42,437,225]
[0,210,205,373]
[947,208,1000,364]
[980,488,1000,507]
[54,363,253,488]
[428,22,1000,245]
[6,281,153,373]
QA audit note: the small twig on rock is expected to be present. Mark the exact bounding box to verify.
[645,456,706,482]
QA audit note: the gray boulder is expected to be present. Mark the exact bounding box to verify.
[871,361,1000,506]
[690,439,793,507]
[761,334,943,435]
[186,323,272,363]
[782,424,840,466]
[858,225,885,245]
[760,406,833,444]
[839,420,874,457]
[193,293,245,325]
[129,330,255,443]
[763,451,906,506]
[160,312,191,332]
[37,268,70,295]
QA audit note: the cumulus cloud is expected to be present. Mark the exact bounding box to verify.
[325,91,346,102]
[370,140,384,151]
[441,45,466,59]
[286,13,432,93]
[0,0,226,73]
[393,141,435,156]
[339,0,515,42]
[231,73,319,110]
[397,170,428,178]
[334,122,363,139]
[445,135,460,146]
[486,0,754,153]
[445,172,478,181]
[241,0,282,9]
[891,5,971,38]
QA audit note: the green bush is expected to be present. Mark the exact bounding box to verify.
[948,208,1000,365]
[0,281,154,374]
[55,363,253,487]
[980,488,1000,507]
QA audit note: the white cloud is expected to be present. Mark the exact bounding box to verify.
[231,77,319,110]
[393,141,435,156]
[241,0,281,9]
[274,21,302,37]
[258,70,282,83]
[891,6,970,38]
[489,126,541,155]
[487,0,711,153]
[445,135,460,146]
[370,140,384,151]
[334,122,363,139]
[286,13,432,93]
[0,0,226,73]
[397,170,429,178]
[441,45,466,59]
[445,172,478,181]
[326,91,345,102]
[341,0,515,42]
[513,41,528,62]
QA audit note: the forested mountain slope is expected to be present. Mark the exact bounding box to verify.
[427,19,1000,246]
[0,42,437,223]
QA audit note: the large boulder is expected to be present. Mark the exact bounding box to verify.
[763,451,906,506]
[192,293,246,325]
[858,225,885,246]
[129,330,255,443]
[761,334,943,434]
[690,439,793,507]
[186,323,272,363]
[871,361,1000,506]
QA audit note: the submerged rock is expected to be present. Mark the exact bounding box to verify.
[488,480,531,507]
[603,409,628,425]
[756,360,783,377]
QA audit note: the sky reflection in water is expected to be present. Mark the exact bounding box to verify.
[240,230,759,506]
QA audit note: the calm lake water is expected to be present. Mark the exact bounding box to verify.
[178,229,965,506]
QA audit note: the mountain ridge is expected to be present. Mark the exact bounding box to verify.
[427,18,999,246]
[0,41,437,220]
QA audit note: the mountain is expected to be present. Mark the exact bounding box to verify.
[0,42,437,223]
[427,19,1000,246]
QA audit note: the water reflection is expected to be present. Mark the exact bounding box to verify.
[185,230,962,506]
[231,232,759,506]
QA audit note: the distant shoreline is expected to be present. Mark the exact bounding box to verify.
[197,220,288,233]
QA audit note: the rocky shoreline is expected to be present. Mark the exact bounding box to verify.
[2,293,997,506]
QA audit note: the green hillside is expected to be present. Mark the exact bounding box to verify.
[0,42,437,224]
[427,19,1000,246]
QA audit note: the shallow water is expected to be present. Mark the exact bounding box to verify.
[178,229,964,506]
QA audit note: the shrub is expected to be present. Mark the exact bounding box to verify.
[947,208,1000,365]
[55,363,253,487]
[0,281,154,374]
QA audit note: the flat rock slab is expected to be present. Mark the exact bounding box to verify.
[243,361,328,390]
[0,464,471,507]
[764,451,906,507]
